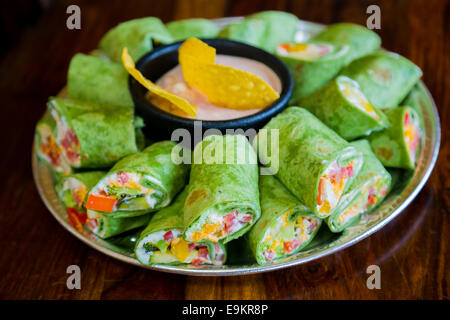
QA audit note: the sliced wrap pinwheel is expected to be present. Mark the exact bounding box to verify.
[135,188,227,265]
[183,135,260,244]
[326,140,392,232]
[247,175,322,265]
[86,141,189,217]
[253,107,364,218]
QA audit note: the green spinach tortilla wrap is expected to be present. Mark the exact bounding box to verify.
[276,41,349,101]
[99,17,173,62]
[35,116,71,176]
[218,19,268,48]
[48,97,139,169]
[339,51,423,109]
[183,135,260,244]
[312,23,381,65]
[56,171,106,232]
[86,210,151,239]
[86,141,189,217]
[246,11,299,52]
[367,106,421,169]
[326,140,391,233]
[253,107,364,218]
[135,188,226,266]
[298,75,389,140]
[67,53,133,108]
[166,18,219,41]
[248,175,322,265]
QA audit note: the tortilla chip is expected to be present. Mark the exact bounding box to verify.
[178,38,280,110]
[121,48,197,117]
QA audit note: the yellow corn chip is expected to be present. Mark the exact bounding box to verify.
[179,38,215,86]
[121,48,197,117]
[179,37,216,66]
[178,38,280,110]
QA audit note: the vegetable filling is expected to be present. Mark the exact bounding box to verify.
[86,171,160,213]
[136,230,225,265]
[260,209,320,263]
[61,178,90,231]
[336,176,389,226]
[37,124,71,174]
[51,109,81,166]
[338,77,380,120]
[62,178,89,210]
[86,210,104,234]
[186,210,253,243]
[403,110,420,164]
[276,43,332,60]
[317,160,355,216]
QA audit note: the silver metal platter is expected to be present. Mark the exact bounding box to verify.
[32,18,441,276]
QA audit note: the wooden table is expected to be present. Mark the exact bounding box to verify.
[0,0,448,299]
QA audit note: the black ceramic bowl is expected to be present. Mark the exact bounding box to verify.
[129,39,293,141]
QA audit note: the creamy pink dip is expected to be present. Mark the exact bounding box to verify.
[148,55,282,120]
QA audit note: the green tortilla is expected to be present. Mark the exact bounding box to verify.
[86,210,151,239]
[99,17,173,62]
[326,140,391,232]
[67,53,133,108]
[246,11,299,52]
[339,51,423,109]
[247,175,322,265]
[401,83,428,132]
[48,97,138,169]
[135,188,227,265]
[87,141,189,217]
[367,106,421,169]
[298,75,389,140]
[277,41,350,102]
[218,19,268,48]
[183,135,260,244]
[253,107,364,218]
[166,18,219,41]
[312,23,381,65]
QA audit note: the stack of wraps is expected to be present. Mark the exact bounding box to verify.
[339,51,423,109]
[247,175,322,265]
[135,188,227,265]
[183,135,261,244]
[253,107,364,219]
[85,141,189,217]
[326,140,391,232]
[48,97,139,169]
[367,106,421,169]
[279,23,381,102]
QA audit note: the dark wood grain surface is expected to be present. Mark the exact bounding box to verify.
[0,0,448,300]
